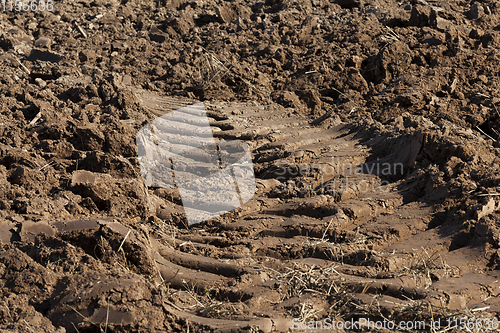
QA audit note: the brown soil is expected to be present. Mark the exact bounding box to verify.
[1,0,500,332]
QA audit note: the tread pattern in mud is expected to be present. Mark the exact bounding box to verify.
[3,93,496,332]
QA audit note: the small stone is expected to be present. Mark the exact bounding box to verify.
[27,22,37,30]
[34,36,51,48]
[35,78,46,88]
[136,31,148,38]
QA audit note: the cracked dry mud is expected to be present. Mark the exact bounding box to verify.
[2,0,500,332]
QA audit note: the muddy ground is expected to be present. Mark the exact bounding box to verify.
[1,0,500,332]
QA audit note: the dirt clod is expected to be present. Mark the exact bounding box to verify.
[2,0,500,332]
